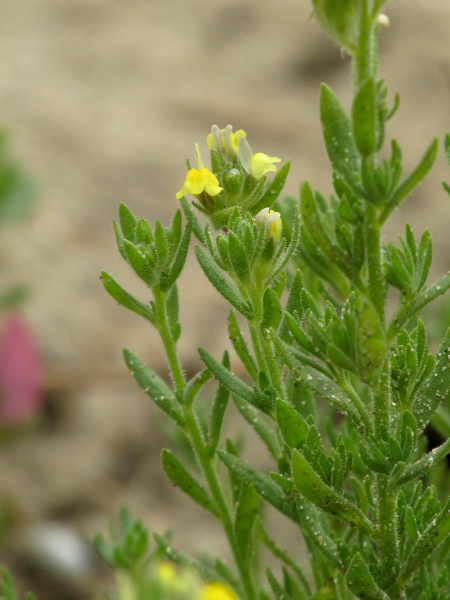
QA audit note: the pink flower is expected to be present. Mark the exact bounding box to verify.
[0,312,44,425]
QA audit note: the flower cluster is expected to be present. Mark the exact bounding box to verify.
[175,125,283,219]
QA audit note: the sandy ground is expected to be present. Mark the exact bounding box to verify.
[1,0,450,597]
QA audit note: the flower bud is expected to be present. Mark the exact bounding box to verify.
[254,207,282,242]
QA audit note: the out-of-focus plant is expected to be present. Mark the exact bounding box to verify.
[101,2,450,599]
[95,507,239,600]
[0,567,35,600]
[0,130,42,597]
[0,130,43,430]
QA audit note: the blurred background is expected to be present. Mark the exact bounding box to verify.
[0,0,449,597]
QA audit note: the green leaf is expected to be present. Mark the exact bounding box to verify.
[101,271,155,323]
[273,334,370,434]
[118,202,137,241]
[198,347,273,414]
[261,288,283,331]
[401,496,450,584]
[300,182,352,279]
[266,568,290,600]
[228,310,258,381]
[123,239,155,286]
[292,450,374,537]
[182,368,212,407]
[327,343,357,373]
[397,436,450,487]
[208,352,230,456]
[233,394,280,461]
[153,533,217,582]
[180,197,206,246]
[166,283,181,342]
[356,299,386,383]
[444,132,450,164]
[388,273,450,338]
[381,138,439,223]
[415,230,433,292]
[161,449,218,516]
[258,522,311,596]
[413,329,450,431]
[164,215,193,291]
[320,84,361,190]
[345,553,389,600]
[353,77,376,157]
[251,161,291,214]
[123,349,184,427]
[135,218,153,246]
[195,245,253,319]
[228,231,250,282]
[218,450,296,521]
[234,482,260,563]
[276,399,309,449]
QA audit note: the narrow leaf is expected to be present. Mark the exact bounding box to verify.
[402,496,450,583]
[234,482,260,562]
[345,553,389,600]
[101,272,155,323]
[195,246,253,319]
[397,436,450,487]
[261,288,283,331]
[413,329,450,431]
[118,203,137,241]
[382,138,439,223]
[208,352,230,455]
[164,215,193,291]
[228,310,258,381]
[353,77,376,157]
[123,348,184,426]
[320,84,361,188]
[218,451,296,521]
[276,399,309,449]
[162,449,218,516]
[198,347,273,414]
[273,334,370,434]
[251,161,291,214]
[292,450,374,537]
[233,394,280,461]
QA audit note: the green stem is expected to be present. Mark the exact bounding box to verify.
[153,286,185,395]
[247,284,286,401]
[153,286,257,600]
[353,0,377,88]
[374,364,399,592]
[364,203,385,324]
[183,406,258,600]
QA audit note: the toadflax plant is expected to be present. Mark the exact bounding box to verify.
[99,1,450,599]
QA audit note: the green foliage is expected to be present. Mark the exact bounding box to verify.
[0,568,35,600]
[101,2,450,600]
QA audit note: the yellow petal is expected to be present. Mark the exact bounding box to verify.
[250,153,281,179]
[254,207,282,243]
[199,582,240,600]
[200,168,223,197]
[176,168,222,199]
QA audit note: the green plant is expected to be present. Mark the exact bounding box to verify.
[101,2,450,598]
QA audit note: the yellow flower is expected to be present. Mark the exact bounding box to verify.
[254,207,282,243]
[250,153,281,180]
[199,582,240,600]
[207,125,247,156]
[176,168,223,199]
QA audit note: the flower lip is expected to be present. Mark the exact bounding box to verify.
[176,168,223,200]
[250,153,281,180]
